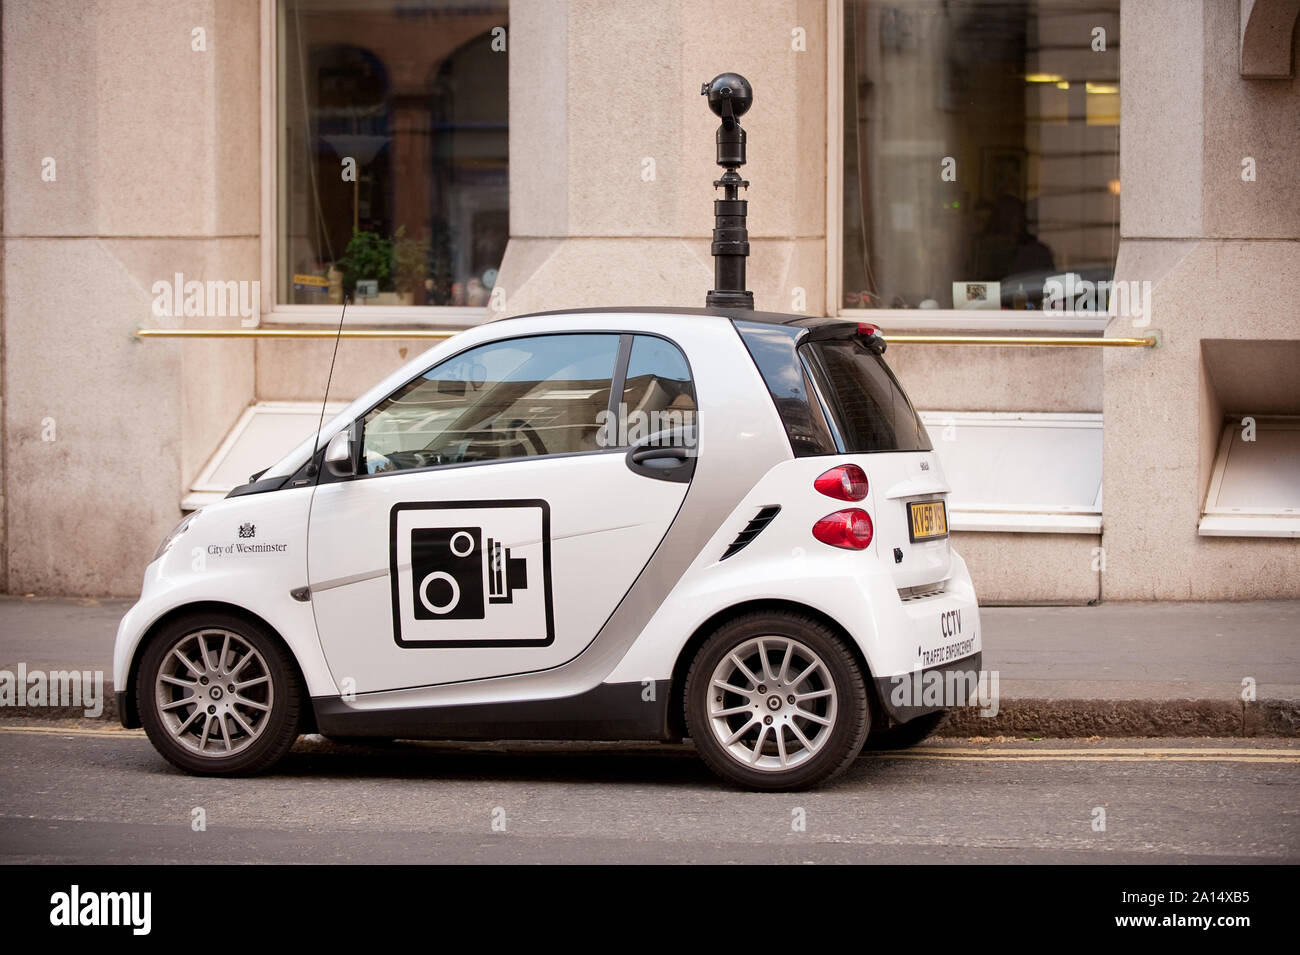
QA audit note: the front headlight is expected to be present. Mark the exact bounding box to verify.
[152,511,199,563]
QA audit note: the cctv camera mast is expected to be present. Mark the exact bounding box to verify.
[702,72,754,310]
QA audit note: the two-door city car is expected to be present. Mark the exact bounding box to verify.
[114,306,981,790]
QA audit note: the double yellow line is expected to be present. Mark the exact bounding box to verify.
[2,725,1294,762]
[872,746,1300,764]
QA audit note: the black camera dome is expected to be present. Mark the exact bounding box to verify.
[701,73,753,118]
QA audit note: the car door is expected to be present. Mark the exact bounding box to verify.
[306,331,698,694]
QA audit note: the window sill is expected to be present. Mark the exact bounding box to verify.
[949,508,1101,535]
[263,304,493,328]
[835,307,1111,333]
[1198,513,1300,538]
[184,401,347,511]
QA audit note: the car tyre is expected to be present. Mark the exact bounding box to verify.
[684,611,870,791]
[137,612,303,776]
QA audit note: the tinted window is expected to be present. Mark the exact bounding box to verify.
[801,339,932,453]
[362,334,618,473]
[616,336,696,444]
[734,321,837,456]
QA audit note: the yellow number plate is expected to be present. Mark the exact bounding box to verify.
[908,500,948,542]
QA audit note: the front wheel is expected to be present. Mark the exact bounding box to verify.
[137,613,303,776]
[684,611,870,791]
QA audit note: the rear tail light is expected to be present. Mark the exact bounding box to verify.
[812,508,874,550]
[814,464,868,501]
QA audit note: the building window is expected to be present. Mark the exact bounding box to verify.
[841,0,1120,317]
[277,0,508,310]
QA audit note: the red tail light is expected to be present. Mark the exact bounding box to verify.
[814,464,868,501]
[812,508,874,550]
[857,323,881,337]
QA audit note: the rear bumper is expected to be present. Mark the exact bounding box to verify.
[863,551,984,723]
[873,651,983,723]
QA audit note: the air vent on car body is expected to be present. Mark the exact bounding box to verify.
[721,505,781,560]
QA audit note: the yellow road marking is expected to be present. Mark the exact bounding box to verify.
[0,724,142,739]
[1,725,1296,762]
[878,753,1300,764]
[897,746,1300,757]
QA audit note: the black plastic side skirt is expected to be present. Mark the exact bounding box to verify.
[312,680,675,742]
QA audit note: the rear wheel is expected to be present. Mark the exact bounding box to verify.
[684,611,870,791]
[137,613,302,776]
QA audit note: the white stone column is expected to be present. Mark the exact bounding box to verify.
[497,0,828,317]
[1,0,260,595]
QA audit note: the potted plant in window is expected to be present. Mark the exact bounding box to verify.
[392,226,431,307]
[338,229,392,305]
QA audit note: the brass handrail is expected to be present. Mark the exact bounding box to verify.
[884,335,1156,347]
[134,328,459,340]
[134,328,1157,347]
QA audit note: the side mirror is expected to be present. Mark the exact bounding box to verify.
[324,428,356,478]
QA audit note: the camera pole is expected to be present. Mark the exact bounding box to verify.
[702,73,754,310]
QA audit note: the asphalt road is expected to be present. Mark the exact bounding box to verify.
[1,722,1296,864]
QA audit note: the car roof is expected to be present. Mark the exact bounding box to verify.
[491,305,840,329]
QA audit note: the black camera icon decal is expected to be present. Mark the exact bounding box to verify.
[410,527,528,620]
[390,500,553,649]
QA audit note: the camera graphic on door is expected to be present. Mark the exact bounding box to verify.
[411,527,528,620]
[390,500,554,648]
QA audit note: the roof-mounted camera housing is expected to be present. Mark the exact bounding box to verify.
[701,72,754,310]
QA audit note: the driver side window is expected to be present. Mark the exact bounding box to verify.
[362,334,620,474]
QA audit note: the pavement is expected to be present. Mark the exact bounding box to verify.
[1,595,1298,737]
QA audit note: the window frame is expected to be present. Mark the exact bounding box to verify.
[916,411,1103,534]
[825,0,1111,333]
[1198,415,1300,538]
[324,329,695,484]
[259,0,501,328]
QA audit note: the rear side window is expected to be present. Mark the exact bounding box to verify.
[734,321,837,456]
[801,339,932,453]
[618,335,697,440]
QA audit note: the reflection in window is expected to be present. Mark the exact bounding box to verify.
[618,336,697,443]
[842,0,1120,313]
[362,335,620,472]
[279,0,508,308]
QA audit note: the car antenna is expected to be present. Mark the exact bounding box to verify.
[701,72,754,310]
[306,293,349,481]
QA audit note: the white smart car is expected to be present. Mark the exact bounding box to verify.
[115,307,981,790]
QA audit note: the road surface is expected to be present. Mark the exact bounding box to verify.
[1,721,1295,864]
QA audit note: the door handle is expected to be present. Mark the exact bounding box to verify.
[625,438,695,483]
[630,446,690,464]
